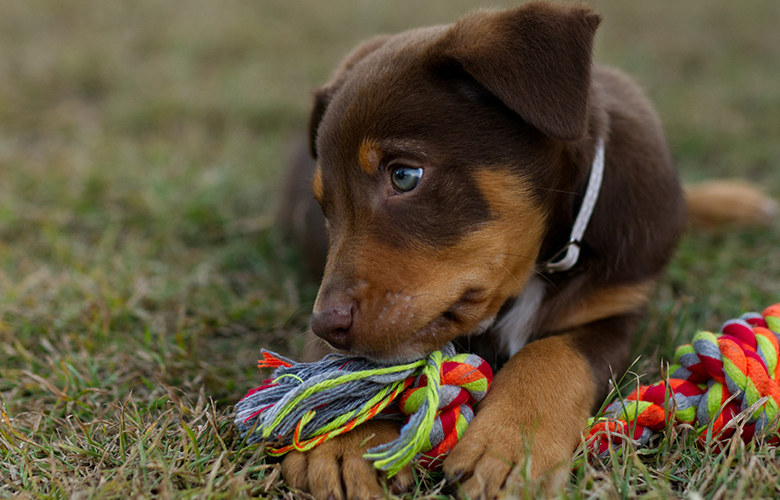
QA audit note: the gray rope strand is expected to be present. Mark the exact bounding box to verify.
[234,348,443,446]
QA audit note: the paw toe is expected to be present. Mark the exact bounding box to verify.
[308,447,345,500]
[342,454,385,500]
[388,465,414,495]
[442,438,486,483]
[281,451,309,491]
[459,453,513,499]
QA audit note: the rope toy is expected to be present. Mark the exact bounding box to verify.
[588,303,780,456]
[234,343,492,476]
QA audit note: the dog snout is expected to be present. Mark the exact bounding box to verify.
[310,303,354,350]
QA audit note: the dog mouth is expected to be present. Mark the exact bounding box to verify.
[357,287,492,363]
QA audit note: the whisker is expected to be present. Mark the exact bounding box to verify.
[531,267,562,297]
[534,187,580,195]
[503,252,536,262]
[499,263,521,288]
[292,328,311,342]
[497,252,563,297]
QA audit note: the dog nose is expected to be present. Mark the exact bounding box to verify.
[311,303,354,350]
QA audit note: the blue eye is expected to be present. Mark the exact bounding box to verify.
[391,166,423,192]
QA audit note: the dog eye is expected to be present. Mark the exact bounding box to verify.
[391,166,423,192]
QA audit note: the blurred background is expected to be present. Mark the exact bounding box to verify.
[0,1,779,497]
[0,0,779,437]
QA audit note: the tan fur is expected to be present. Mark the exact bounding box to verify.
[551,281,654,332]
[314,169,547,361]
[357,138,382,175]
[312,166,324,203]
[686,180,777,228]
[282,420,413,500]
[442,334,595,498]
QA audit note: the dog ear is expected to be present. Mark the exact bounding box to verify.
[307,89,331,158]
[308,35,391,158]
[437,3,600,141]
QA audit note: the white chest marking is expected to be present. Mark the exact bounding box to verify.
[492,275,546,357]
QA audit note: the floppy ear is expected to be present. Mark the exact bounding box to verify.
[437,3,600,141]
[307,89,331,158]
[308,35,391,158]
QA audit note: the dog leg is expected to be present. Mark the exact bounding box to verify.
[443,316,633,499]
[281,420,414,500]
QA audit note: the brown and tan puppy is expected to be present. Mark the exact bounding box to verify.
[276,3,774,499]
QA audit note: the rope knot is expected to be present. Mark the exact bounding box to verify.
[234,343,492,476]
[395,352,492,468]
[588,303,780,456]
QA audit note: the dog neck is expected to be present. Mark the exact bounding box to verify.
[541,137,606,273]
[481,138,606,359]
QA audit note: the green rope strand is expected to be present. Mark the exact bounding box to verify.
[261,358,426,440]
[364,350,443,476]
[311,378,408,435]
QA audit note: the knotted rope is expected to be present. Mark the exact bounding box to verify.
[234,343,492,476]
[588,303,780,456]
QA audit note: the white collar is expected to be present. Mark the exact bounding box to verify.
[542,138,605,274]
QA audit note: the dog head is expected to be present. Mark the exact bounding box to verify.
[307,3,600,362]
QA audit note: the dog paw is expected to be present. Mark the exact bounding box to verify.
[280,420,414,500]
[442,411,528,500]
[442,411,569,500]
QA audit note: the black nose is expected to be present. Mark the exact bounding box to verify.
[310,304,353,350]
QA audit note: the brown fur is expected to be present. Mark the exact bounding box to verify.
[685,180,778,228]
[312,169,546,361]
[550,281,655,332]
[276,137,328,281]
[275,3,771,499]
[440,4,600,141]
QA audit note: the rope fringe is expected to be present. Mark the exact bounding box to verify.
[234,343,492,476]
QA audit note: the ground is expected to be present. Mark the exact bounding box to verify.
[1,0,779,498]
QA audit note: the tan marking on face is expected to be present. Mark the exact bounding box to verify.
[551,281,655,332]
[314,169,548,361]
[357,138,382,175]
[312,166,324,202]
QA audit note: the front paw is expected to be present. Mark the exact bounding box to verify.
[442,408,525,500]
[280,421,414,500]
[442,410,569,499]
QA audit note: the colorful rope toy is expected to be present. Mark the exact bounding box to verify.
[588,303,780,456]
[234,343,492,476]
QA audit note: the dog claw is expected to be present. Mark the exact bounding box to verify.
[446,470,465,485]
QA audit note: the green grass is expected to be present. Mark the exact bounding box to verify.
[0,0,778,498]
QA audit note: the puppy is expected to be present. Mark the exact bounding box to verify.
[276,3,774,499]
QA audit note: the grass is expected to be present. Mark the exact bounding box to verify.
[0,0,778,498]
